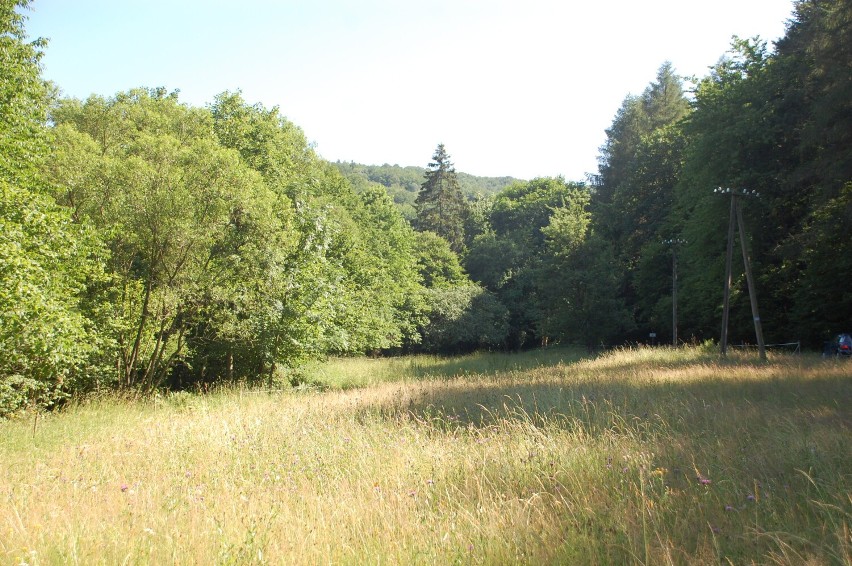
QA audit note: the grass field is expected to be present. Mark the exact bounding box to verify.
[1,346,849,565]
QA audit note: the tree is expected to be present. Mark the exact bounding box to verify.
[592,63,691,340]
[0,0,110,414]
[539,232,633,350]
[465,177,593,348]
[211,93,428,360]
[47,89,284,389]
[0,0,46,186]
[336,184,427,352]
[594,64,690,248]
[664,0,852,347]
[538,187,633,348]
[415,144,468,253]
[414,231,467,289]
[672,38,776,342]
[419,285,509,354]
[790,182,852,341]
[0,179,109,414]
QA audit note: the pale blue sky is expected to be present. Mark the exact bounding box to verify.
[24,0,795,180]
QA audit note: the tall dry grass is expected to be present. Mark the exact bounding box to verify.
[1,347,849,564]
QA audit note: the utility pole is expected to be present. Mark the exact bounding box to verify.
[714,187,766,360]
[662,238,687,346]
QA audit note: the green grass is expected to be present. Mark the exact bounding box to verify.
[1,347,849,564]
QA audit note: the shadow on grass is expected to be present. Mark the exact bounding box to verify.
[382,355,852,517]
[381,355,852,438]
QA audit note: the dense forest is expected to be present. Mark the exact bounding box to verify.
[1,0,850,415]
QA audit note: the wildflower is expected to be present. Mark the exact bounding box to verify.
[710,525,721,534]
[725,505,735,512]
[746,494,756,501]
[698,476,711,485]
[426,479,435,486]
[121,484,129,492]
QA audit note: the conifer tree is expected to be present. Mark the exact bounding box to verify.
[415,144,467,253]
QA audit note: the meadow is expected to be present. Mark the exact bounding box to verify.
[1,346,849,565]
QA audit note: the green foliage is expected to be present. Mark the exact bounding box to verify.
[41,87,430,392]
[0,0,113,415]
[48,90,276,389]
[0,180,109,414]
[789,182,852,340]
[674,0,852,346]
[207,93,427,367]
[333,161,519,201]
[0,0,47,186]
[592,63,691,342]
[419,285,509,353]
[414,231,467,289]
[415,144,468,253]
[466,177,597,348]
[210,90,317,193]
[536,190,634,348]
[339,184,427,351]
[538,232,634,349]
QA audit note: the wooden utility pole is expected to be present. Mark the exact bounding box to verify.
[663,238,687,347]
[715,187,766,360]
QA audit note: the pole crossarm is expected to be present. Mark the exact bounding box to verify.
[713,187,761,198]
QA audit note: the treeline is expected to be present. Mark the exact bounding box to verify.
[1,0,850,415]
[589,0,851,350]
[463,0,851,354]
[334,161,519,221]
[0,0,515,415]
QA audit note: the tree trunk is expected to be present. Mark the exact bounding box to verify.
[126,278,152,387]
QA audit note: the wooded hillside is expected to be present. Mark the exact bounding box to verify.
[334,161,520,221]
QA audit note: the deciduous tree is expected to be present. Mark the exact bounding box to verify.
[0,0,109,414]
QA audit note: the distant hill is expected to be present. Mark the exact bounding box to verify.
[333,161,523,221]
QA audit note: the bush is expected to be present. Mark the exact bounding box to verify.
[420,285,509,353]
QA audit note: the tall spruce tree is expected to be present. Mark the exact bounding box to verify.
[592,63,691,341]
[415,144,467,253]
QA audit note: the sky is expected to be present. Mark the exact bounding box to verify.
[23,0,796,180]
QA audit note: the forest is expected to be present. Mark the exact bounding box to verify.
[1,0,850,415]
